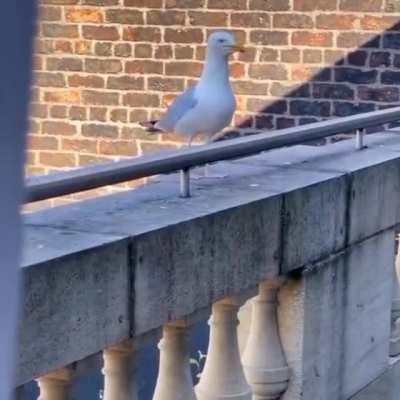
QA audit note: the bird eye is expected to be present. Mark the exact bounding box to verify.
[218,38,225,43]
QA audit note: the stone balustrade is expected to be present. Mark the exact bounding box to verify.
[18,132,400,400]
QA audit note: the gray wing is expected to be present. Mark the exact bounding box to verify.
[156,86,197,132]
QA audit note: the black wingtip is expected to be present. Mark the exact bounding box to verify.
[139,120,162,133]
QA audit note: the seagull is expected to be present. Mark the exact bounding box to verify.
[141,31,244,151]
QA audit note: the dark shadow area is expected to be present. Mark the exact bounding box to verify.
[226,24,400,144]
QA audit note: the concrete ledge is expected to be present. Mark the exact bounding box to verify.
[20,132,400,385]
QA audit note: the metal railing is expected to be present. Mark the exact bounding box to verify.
[25,106,400,202]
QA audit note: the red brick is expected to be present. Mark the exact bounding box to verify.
[249,0,290,10]
[123,27,161,42]
[165,0,204,6]
[280,49,300,63]
[90,107,108,122]
[232,80,269,95]
[115,43,132,57]
[125,0,163,6]
[360,16,399,31]
[62,138,97,153]
[94,42,112,56]
[294,0,336,10]
[29,135,59,150]
[324,50,345,64]
[50,105,68,118]
[82,124,119,138]
[188,11,228,26]
[40,152,76,168]
[337,32,380,48]
[175,46,194,59]
[42,24,79,38]
[46,57,82,71]
[155,45,173,59]
[65,7,104,22]
[129,109,149,123]
[148,10,186,25]
[148,77,185,92]
[260,48,279,62]
[292,31,333,47]
[303,49,322,63]
[107,76,144,90]
[42,121,77,136]
[82,26,120,41]
[231,13,270,28]
[249,64,288,80]
[68,74,105,88]
[85,58,122,74]
[123,93,160,107]
[110,109,128,123]
[33,56,43,71]
[316,14,357,29]
[165,28,204,43]
[82,90,120,106]
[99,140,137,156]
[125,60,163,74]
[69,106,87,120]
[165,62,203,77]
[35,39,54,54]
[35,72,66,87]
[106,9,144,24]
[273,14,313,29]
[134,44,152,58]
[44,90,81,104]
[39,6,62,21]
[208,0,246,8]
[30,103,48,118]
[340,0,382,11]
[55,40,74,53]
[74,41,92,55]
[28,120,40,135]
[250,31,288,45]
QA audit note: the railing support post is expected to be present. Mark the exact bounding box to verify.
[180,168,191,198]
[242,279,290,400]
[102,340,137,400]
[390,240,400,356]
[153,321,196,400]
[196,297,251,400]
[37,368,73,400]
[356,128,365,150]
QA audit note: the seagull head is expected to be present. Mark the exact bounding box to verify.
[207,31,245,58]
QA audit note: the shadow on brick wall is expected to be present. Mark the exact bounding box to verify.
[226,25,400,141]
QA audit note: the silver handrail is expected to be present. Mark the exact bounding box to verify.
[25,106,400,203]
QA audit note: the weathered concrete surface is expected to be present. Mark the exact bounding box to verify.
[18,239,130,385]
[351,357,400,400]
[278,230,394,400]
[20,132,400,386]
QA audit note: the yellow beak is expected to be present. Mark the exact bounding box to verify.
[230,44,245,53]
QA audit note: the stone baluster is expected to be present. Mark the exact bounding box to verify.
[37,368,73,400]
[196,297,251,400]
[242,280,290,400]
[102,340,137,400]
[390,239,400,356]
[153,321,196,400]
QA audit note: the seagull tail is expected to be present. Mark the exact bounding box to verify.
[139,120,162,133]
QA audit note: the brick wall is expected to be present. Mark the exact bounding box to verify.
[28,0,400,174]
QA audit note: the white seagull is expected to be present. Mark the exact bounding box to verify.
[141,31,244,147]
